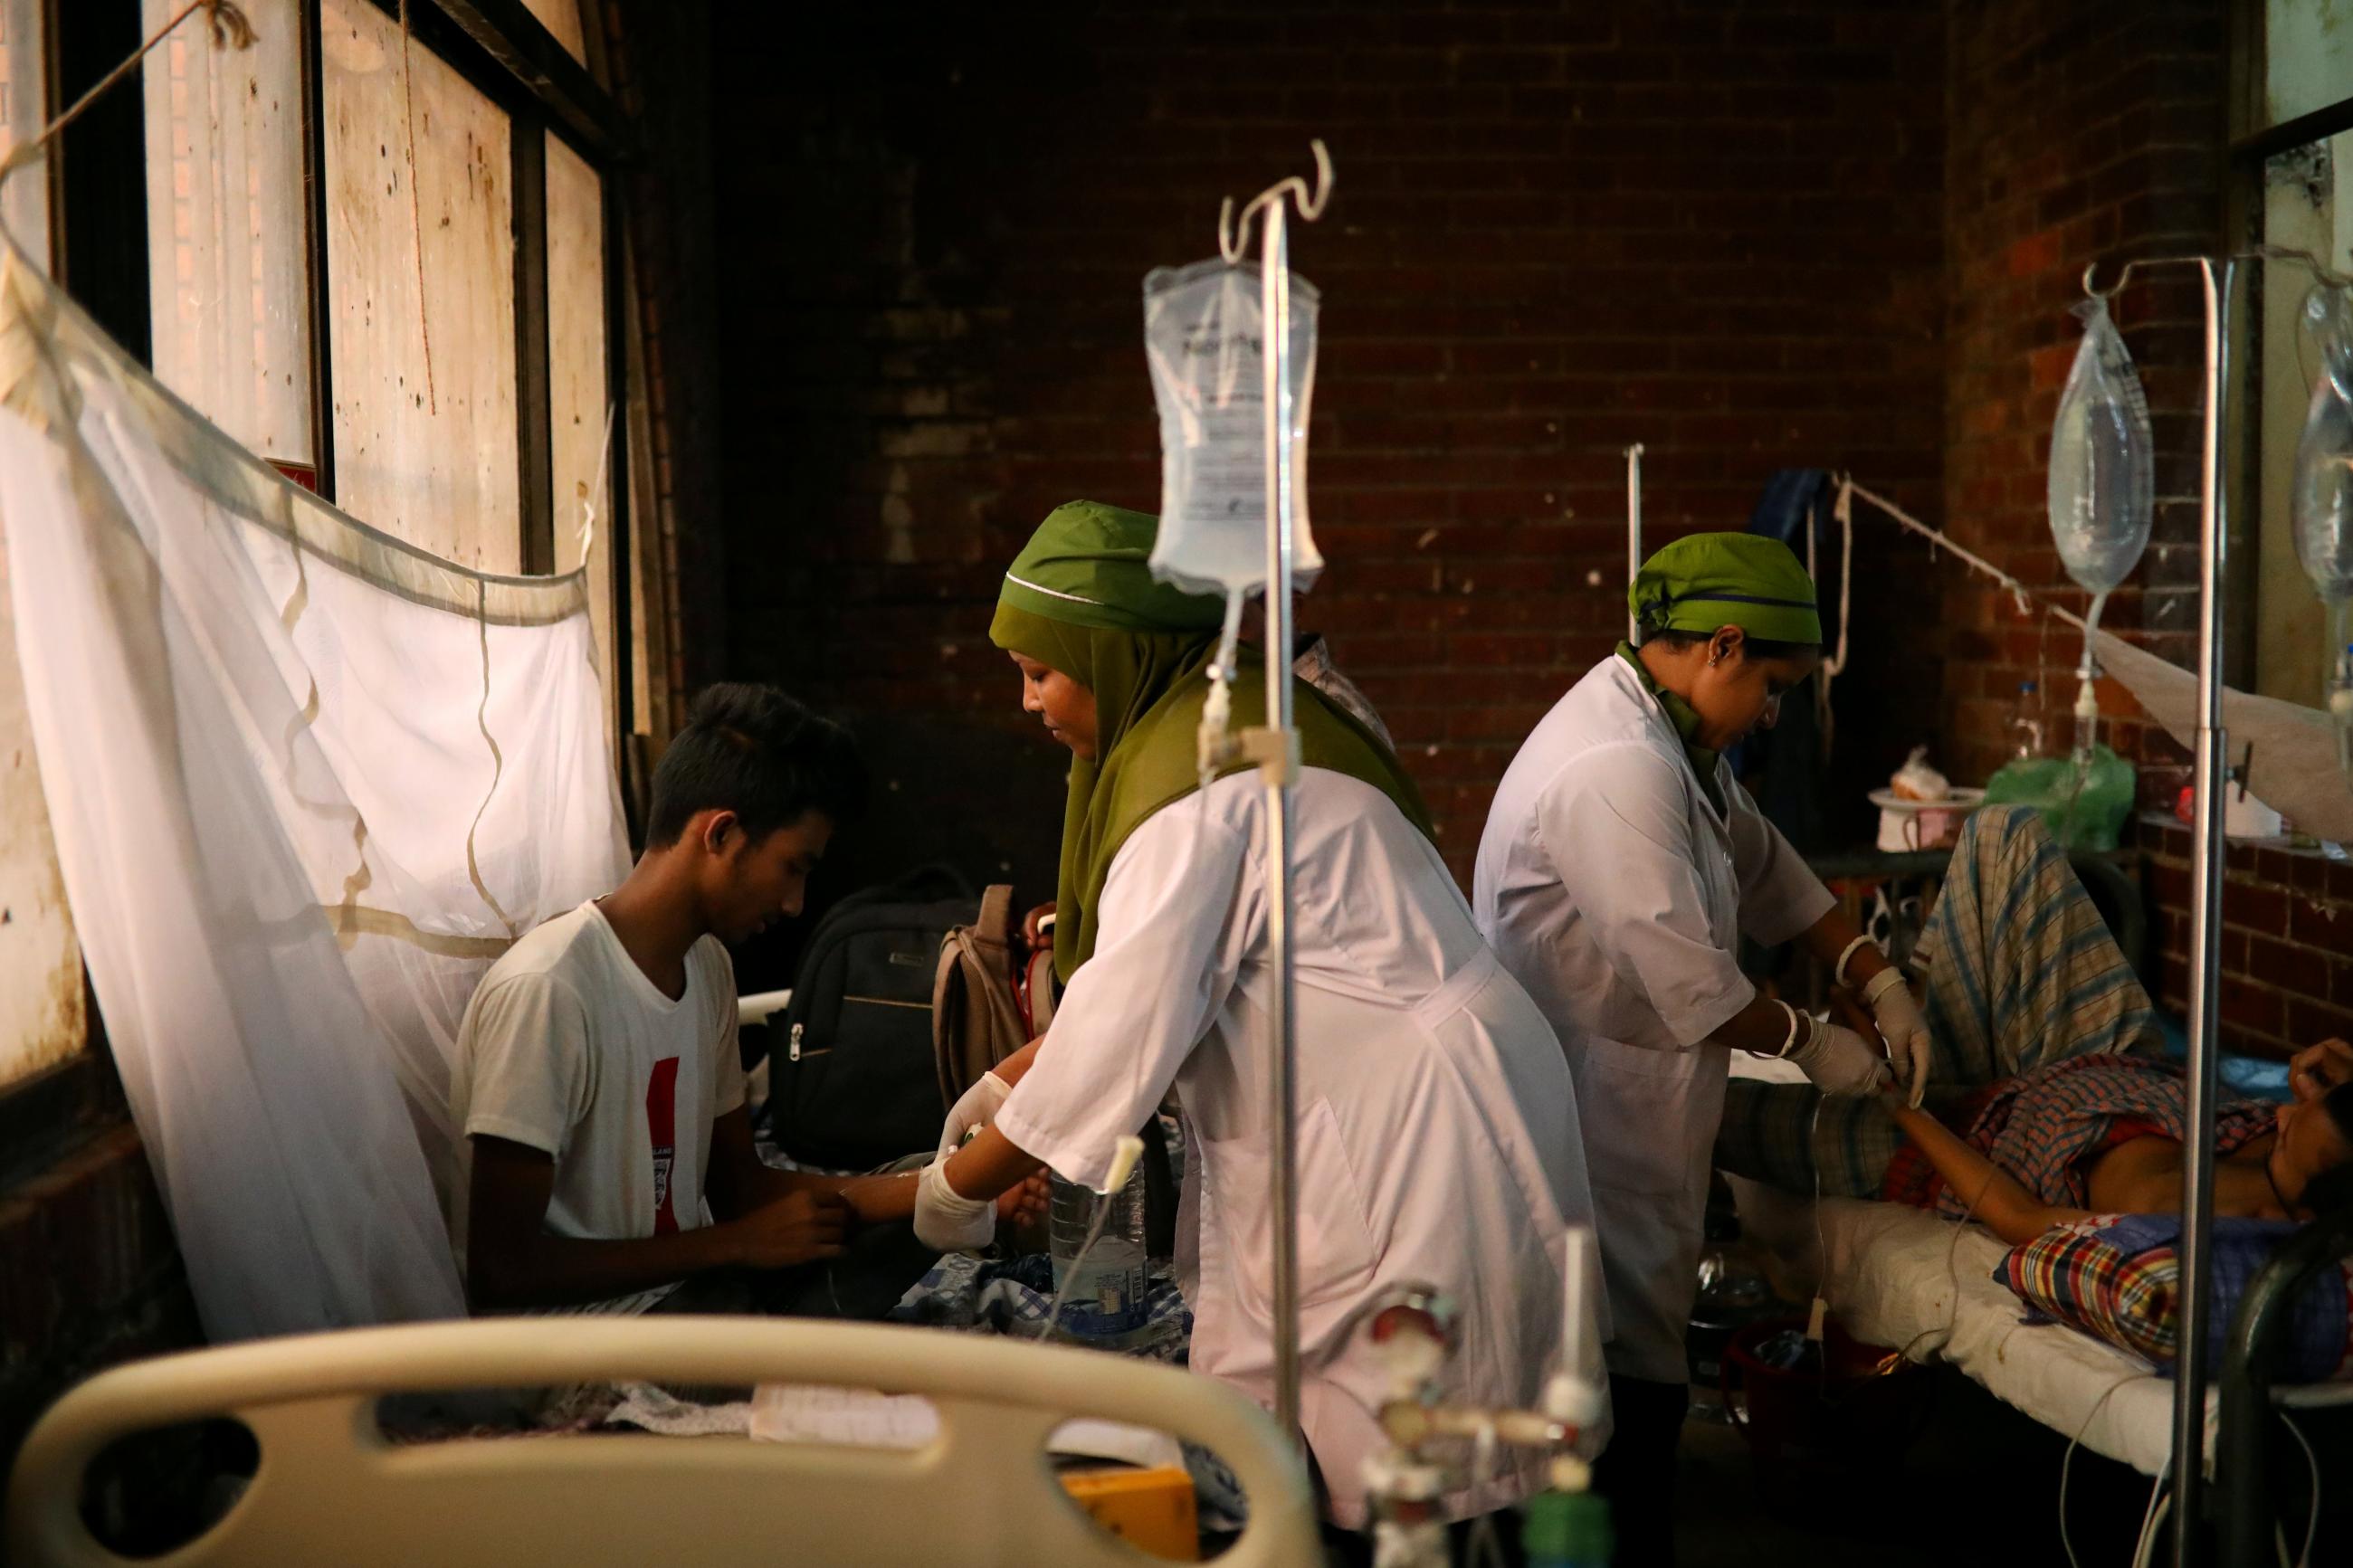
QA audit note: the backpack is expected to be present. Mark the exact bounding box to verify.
[931,885,1034,1111]
[769,867,998,1170]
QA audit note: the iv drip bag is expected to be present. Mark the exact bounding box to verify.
[2293,360,2353,603]
[2291,283,2353,776]
[1142,258,1324,596]
[2046,296,2154,598]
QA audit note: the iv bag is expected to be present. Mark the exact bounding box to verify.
[1142,258,1323,596]
[2291,293,2353,776]
[2293,366,2353,602]
[2302,281,2353,404]
[2046,297,2154,597]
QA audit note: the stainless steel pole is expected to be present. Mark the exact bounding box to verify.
[1260,199,1302,1444]
[1626,443,1644,644]
[2170,256,2226,1568]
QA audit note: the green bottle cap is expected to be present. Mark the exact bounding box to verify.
[1521,1488,1614,1563]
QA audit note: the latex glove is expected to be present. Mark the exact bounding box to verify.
[1786,1015,1894,1098]
[1862,967,1932,1109]
[938,1070,1014,1159]
[914,1156,996,1252]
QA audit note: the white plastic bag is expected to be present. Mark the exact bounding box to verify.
[1141,258,1323,596]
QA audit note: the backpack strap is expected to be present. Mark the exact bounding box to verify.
[932,886,1027,1112]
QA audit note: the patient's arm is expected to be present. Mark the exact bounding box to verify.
[465,1134,846,1311]
[703,1107,1045,1229]
[1882,1095,2094,1245]
[705,1105,919,1226]
[2291,1038,2353,1103]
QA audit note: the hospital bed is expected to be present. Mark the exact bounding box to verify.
[1723,1057,2353,1497]
[4,1315,1316,1567]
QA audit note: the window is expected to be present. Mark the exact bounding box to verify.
[2234,3,2353,706]
[0,0,641,1095]
[320,0,524,565]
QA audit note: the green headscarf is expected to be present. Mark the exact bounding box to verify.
[991,501,1434,981]
[1627,533,1823,646]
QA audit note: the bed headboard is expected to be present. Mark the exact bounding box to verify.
[5,1315,1317,1568]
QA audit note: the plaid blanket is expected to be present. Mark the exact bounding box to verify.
[1719,804,2167,1196]
[2000,1212,2353,1379]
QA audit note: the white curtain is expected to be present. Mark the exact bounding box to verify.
[0,238,629,1339]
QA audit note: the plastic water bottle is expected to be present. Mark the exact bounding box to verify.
[1048,1165,1152,1342]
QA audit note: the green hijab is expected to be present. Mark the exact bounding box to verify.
[991,501,1434,981]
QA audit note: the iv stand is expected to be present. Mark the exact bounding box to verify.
[1221,141,1333,1446]
[2082,252,2224,1568]
[1625,444,1644,642]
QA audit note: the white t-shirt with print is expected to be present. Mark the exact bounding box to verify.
[449,900,746,1311]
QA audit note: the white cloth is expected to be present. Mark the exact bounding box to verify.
[1472,655,1833,1383]
[449,902,744,1312]
[995,768,1608,1529]
[0,243,628,1337]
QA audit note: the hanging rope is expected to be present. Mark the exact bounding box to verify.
[1838,476,2090,634]
[398,0,439,415]
[0,2,253,195]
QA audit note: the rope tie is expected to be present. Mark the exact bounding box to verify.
[0,3,253,195]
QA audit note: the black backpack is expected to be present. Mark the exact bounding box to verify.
[765,867,980,1171]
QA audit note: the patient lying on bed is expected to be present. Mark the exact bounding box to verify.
[1720,804,2353,1246]
[1876,1042,2353,1246]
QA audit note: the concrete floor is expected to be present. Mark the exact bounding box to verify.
[1672,1368,2165,1568]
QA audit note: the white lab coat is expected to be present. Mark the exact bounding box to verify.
[996,767,1609,1528]
[1472,656,1832,1384]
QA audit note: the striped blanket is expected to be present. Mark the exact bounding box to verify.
[1718,804,2169,1197]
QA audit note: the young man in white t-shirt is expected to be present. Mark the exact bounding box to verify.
[452,684,997,1314]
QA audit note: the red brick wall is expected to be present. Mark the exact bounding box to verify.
[1939,0,2225,801]
[713,1,1948,895]
[1937,1,2353,1061]
[2146,820,2353,1059]
[0,1078,198,1467]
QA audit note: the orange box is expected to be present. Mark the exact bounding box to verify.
[1058,1463,1200,1562]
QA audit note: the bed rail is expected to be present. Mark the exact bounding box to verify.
[2215,1201,2353,1568]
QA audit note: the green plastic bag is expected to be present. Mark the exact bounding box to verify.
[1982,744,2137,851]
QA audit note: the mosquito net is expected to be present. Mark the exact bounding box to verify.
[0,238,628,1338]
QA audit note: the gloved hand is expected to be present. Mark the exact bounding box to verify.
[938,1070,1014,1160]
[1861,967,1932,1109]
[914,1156,996,1252]
[1786,1013,1894,1098]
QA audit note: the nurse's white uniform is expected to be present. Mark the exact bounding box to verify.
[1472,656,1832,1384]
[996,766,1609,1528]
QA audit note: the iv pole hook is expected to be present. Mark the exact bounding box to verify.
[1218,139,1335,264]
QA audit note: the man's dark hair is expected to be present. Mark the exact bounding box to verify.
[644,684,867,849]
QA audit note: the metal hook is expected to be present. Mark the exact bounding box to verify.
[2081,253,2224,301]
[1217,138,1335,264]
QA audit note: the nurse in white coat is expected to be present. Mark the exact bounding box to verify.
[1472,533,1932,1567]
[913,502,1609,1535]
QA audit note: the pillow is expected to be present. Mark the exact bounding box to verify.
[1996,1213,2353,1382]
